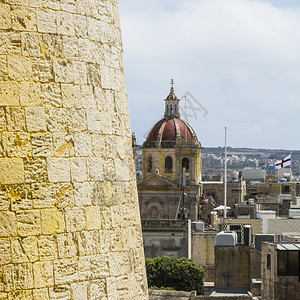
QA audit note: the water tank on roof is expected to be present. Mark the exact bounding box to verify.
[216,231,237,246]
[192,221,204,231]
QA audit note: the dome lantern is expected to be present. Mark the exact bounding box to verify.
[164,79,181,118]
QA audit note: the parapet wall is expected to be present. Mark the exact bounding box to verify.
[0,0,148,299]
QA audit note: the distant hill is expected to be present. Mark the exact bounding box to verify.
[202,147,300,175]
[136,146,300,176]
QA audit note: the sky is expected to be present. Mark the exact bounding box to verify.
[118,0,300,150]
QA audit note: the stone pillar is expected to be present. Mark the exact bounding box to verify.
[0,1,148,299]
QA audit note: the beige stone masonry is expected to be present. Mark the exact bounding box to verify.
[0,0,148,298]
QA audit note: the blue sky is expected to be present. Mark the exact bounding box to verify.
[119,0,300,149]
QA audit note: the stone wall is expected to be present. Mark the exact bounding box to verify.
[148,290,251,300]
[142,220,191,259]
[215,245,261,292]
[267,218,300,235]
[0,0,148,299]
[191,231,217,281]
[261,242,300,300]
[202,181,245,209]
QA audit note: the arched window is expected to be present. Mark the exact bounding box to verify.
[182,158,189,172]
[165,156,173,173]
[170,104,173,114]
[147,156,152,172]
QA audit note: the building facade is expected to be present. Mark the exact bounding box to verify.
[138,84,203,221]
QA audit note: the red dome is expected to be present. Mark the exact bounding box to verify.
[200,199,209,205]
[147,117,195,142]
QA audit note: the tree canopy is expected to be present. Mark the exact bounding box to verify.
[145,256,205,294]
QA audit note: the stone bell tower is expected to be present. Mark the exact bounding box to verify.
[0,1,148,299]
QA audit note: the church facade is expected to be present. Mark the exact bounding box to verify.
[138,82,203,221]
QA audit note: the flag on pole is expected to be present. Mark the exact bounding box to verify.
[275,154,291,169]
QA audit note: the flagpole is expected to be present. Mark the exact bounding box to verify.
[224,126,227,219]
[290,151,293,182]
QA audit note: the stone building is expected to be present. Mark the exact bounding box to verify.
[138,83,203,221]
[261,242,300,300]
[0,1,148,299]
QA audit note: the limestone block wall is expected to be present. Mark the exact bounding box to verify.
[267,218,300,235]
[0,0,148,299]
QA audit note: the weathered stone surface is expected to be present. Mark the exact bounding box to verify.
[0,82,19,106]
[61,84,81,108]
[37,9,56,33]
[2,133,31,158]
[65,207,85,232]
[57,233,78,259]
[24,158,48,183]
[20,81,41,106]
[41,83,62,107]
[53,133,74,157]
[9,184,32,211]
[85,206,101,230]
[8,56,32,81]
[71,282,88,300]
[32,183,56,208]
[11,236,38,263]
[0,239,11,265]
[54,258,78,285]
[0,159,24,185]
[88,157,103,181]
[25,107,46,132]
[5,107,26,132]
[74,182,91,206]
[70,158,88,182]
[0,0,148,298]
[47,158,70,182]
[0,186,10,211]
[21,32,42,58]
[33,261,54,288]
[0,5,11,30]
[11,6,37,32]
[55,183,74,208]
[40,209,65,234]
[38,235,57,261]
[33,288,50,300]
[0,108,6,132]
[31,133,53,157]
[16,210,41,237]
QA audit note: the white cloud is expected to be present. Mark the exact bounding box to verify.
[119,0,300,149]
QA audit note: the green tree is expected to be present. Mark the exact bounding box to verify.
[145,256,205,294]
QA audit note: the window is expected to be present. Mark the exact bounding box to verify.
[165,156,173,173]
[277,250,300,276]
[147,156,152,172]
[170,104,173,114]
[267,254,271,270]
[182,158,190,172]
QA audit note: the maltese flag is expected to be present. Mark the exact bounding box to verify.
[275,154,291,169]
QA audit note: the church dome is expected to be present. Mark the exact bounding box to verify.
[147,117,195,142]
[143,80,201,148]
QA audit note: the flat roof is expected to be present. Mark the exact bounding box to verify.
[276,243,300,251]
